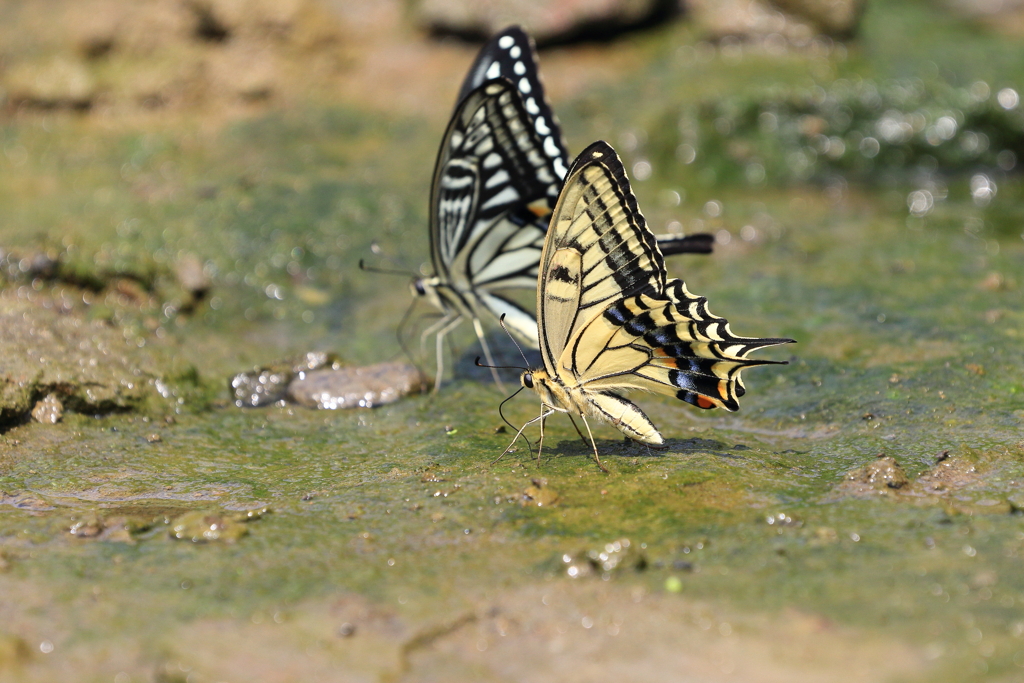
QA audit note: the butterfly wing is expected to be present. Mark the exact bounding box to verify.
[536,141,665,371]
[430,78,559,281]
[539,141,793,417]
[457,27,714,262]
[430,78,564,346]
[456,26,570,182]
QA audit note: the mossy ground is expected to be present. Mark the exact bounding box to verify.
[1,1,1024,681]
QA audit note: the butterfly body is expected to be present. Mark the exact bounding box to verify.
[505,140,793,468]
[522,368,664,446]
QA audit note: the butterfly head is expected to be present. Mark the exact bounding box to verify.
[409,276,445,309]
[521,368,564,408]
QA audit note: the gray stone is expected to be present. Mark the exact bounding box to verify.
[769,0,864,37]
[230,352,343,408]
[287,362,426,409]
[687,0,864,41]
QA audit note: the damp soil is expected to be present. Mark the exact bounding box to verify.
[2,1,1024,681]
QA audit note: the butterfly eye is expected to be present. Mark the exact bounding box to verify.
[412,279,426,296]
[521,372,534,389]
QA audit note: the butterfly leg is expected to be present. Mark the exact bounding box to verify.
[420,311,456,359]
[579,415,608,473]
[432,315,464,392]
[419,312,460,392]
[495,407,554,464]
[471,316,507,392]
[566,414,592,449]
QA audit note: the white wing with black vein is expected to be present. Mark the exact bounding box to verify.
[456,25,570,182]
[430,78,559,286]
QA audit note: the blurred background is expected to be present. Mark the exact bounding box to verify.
[2,2,1024,682]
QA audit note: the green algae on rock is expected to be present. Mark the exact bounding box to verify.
[653,78,1024,188]
[168,507,269,544]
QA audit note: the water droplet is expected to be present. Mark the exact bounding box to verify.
[675,144,696,165]
[997,88,1019,110]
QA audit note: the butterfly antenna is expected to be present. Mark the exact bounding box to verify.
[497,385,532,451]
[498,314,532,370]
[358,259,415,277]
[474,357,527,371]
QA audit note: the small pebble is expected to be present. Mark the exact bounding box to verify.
[30,394,63,424]
[287,362,426,409]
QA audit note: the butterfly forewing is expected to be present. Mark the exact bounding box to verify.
[431,79,559,290]
[538,144,664,371]
[456,26,570,183]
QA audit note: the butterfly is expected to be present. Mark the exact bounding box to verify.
[502,140,794,470]
[406,27,713,391]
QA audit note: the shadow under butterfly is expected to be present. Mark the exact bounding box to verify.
[364,26,713,392]
[496,141,794,471]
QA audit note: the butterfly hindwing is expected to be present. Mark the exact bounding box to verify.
[456,25,570,184]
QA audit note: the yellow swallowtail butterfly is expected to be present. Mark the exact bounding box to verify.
[503,140,794,470]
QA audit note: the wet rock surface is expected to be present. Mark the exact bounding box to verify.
[230,352,343,407]
[837,455,910,496]
[287,361,427,409]
[0,298,157,428]
[562,538,647,579]
[1,2,1023,681]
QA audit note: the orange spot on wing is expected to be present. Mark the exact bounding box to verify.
[527,200,551,217]
[696,396,716,409]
